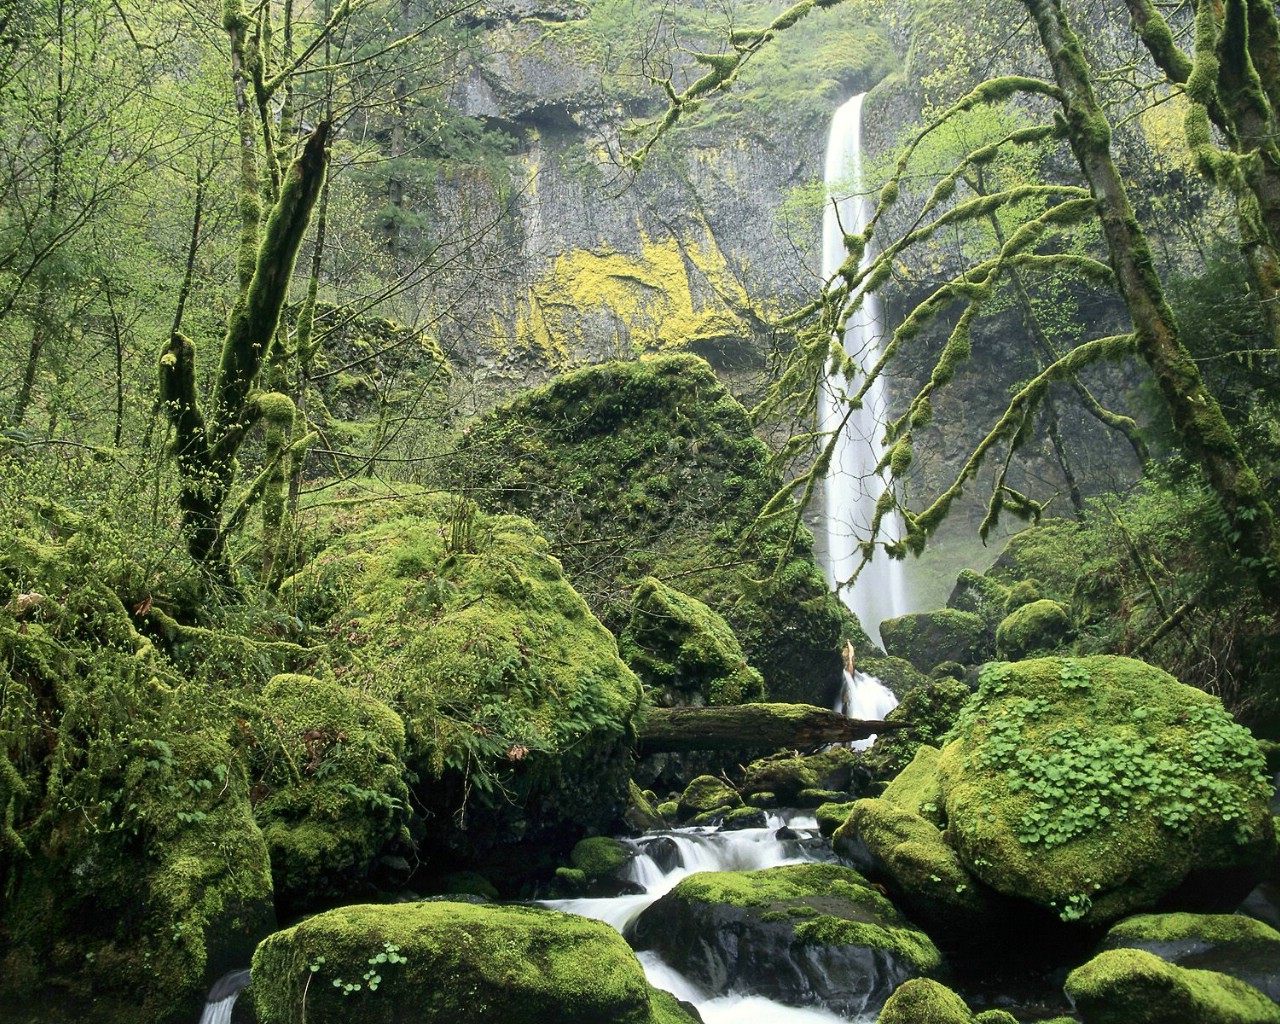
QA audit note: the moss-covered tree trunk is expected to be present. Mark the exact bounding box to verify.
[1023,0,1280,608]
[158,123,329,567]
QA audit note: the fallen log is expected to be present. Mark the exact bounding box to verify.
[637,702,907,754]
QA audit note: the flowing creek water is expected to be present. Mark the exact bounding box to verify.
[544,814,876,1024]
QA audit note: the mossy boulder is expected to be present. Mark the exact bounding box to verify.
[620,576,764,707]
[741,746,863,804]
[571,836,631,881]
[285,497,644,885]
[947,569,1011,634]
[677,774,742,820]
[0,508,274,1022]
[1101,912,1280,1002]
[875,978,973,1023]
[251,901,698,1023]
[631,863,943,1017]
[624,780,668,833]
[816,801,858,837]
[862,678,972,781]
[879,609,992,672]
[939,658,1275,925]
[835,748,1005,938]
[253,673,412,914]
[860,654,934,697]
[1064,948,1280,1024]
[445,355,861,705]
[994,599,1074,660]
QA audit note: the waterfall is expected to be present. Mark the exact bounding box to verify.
[835,668,898,750]
[545,816,874,1024]
[819,93,907,645]
[196,968,251,1024]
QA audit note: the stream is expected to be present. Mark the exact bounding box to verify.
[543,814,875,1024]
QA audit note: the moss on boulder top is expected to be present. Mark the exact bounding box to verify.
[444,355,863,704]
[632,863,942,1018]
[620,576,764,706]
[1064,948,1280,1024]
[677,774,742,820]
[251,901,696,1024]
[994,599,1073,661]
[874,978,975,1024]
[939,657,1274,925]
[285,495,643,883]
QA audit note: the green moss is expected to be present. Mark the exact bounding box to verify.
[620,577,764,707]
[0,504,273,1021]
[875,977,972,1023]
[972,1011,1020,1024]
[571,836,630,880]
[815,801,857,837]
[667,863,941,973]
[1106,912,1280,948]
[284,493,644,879]
[446,355,857,705]
[657,800,680,819]
[251,902,661,1024]
[742,746,860,802]
[1064,948,1280,1024]
[882,746,945,824]
[880,609,992,671]
[253,673,411,912]
[939,657,1275,924]
[994,599,1073,660]
[1003,579,1043,612]
[647,986,701,1024]
[677,774,742,818]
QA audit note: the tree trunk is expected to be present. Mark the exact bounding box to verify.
[1024,0,1280,610]
[637,703,905,754]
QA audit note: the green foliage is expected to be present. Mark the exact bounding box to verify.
[940,656,1275,923]
[0,493,273,1021]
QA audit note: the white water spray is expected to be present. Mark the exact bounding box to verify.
[819,93,907,645]
[546,817,873,1024]
[197,968,251,1024]
[835,668,898,750]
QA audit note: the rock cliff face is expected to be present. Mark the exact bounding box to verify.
[444,1,895,395]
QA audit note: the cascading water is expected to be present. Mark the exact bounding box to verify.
[819,93,907,647]
[196,968,251,1024]
[545,815,877,1024]
[835,667,898,751]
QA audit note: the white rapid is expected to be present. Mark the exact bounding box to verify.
[819,93,907,645]
[196,968,251,1024]
[835,668,899,750]
[545,815,875,1024]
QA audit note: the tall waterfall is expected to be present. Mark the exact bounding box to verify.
[819,94,907,645]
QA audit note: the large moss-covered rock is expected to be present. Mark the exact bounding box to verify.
[875,978,973,1023]
[620,576,764,707]
[879,609,992,672]
[253,674,412,914]
[994,599,1073,660]
[286,496,644,885]
[939,657,1275,925]
[0,509,274,1022]
[444,355,864,705]
[1101,912,1280,1003]
[835,748,1005,937]
[1064,948,1280,1024]
[631,863,942,1018]
[251,901,697,1023]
